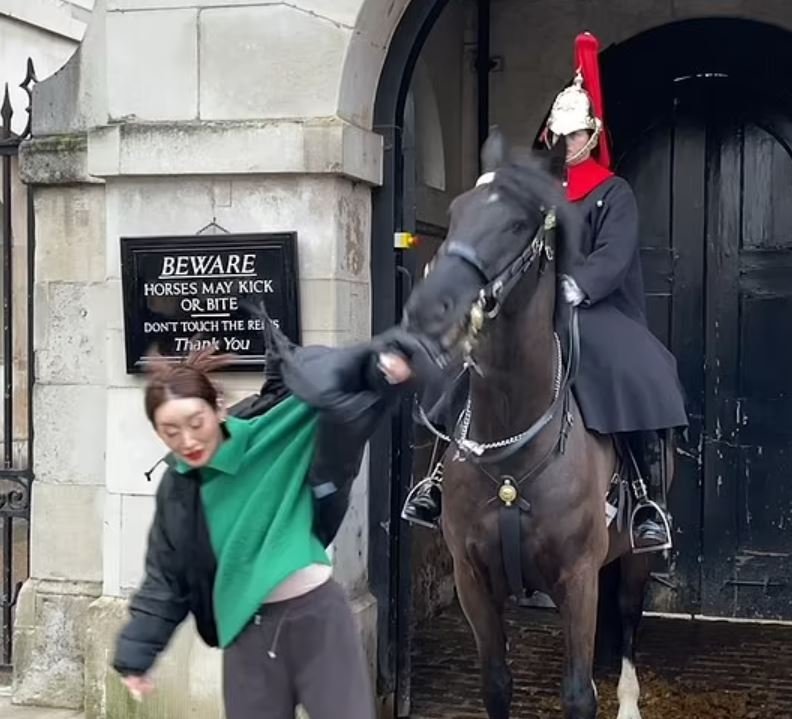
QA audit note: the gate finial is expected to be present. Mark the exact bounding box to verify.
[1,84,12,140]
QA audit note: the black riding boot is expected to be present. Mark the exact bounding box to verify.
[629,431,672,552]
[402,476,443,529]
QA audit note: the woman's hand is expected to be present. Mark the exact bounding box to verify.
[377,353,413,384]
[122,674,155,702]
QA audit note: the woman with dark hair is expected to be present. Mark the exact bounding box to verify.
[112,335,418,719]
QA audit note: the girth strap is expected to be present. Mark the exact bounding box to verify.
[499,503,532,606]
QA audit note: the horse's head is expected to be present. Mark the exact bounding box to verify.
[403,128,579,368]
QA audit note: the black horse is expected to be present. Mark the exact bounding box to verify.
[402,133,674,719]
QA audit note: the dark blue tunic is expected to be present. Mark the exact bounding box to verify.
[570,176,688,434]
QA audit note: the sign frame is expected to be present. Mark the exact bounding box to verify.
[119,232,300,374]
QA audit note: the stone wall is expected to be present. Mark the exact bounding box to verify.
[14,0,390,713]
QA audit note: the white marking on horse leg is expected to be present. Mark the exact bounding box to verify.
[616,658,642,719]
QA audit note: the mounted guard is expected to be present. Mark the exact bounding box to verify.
[403,32,688,553]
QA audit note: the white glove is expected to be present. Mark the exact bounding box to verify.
[561,275,585,307]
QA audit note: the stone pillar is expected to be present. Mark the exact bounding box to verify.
[12,1,396,716]
[12,136,107,709]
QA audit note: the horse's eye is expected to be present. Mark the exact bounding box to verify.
[511,221,528,234]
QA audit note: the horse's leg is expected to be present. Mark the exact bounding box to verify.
[455,559,511,719]
[557,568,599,719]
[615,553,651,719]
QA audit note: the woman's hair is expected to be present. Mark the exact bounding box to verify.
[143,345,233,424]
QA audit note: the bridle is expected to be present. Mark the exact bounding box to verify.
[445,207,556,322]
[417,205,581,467]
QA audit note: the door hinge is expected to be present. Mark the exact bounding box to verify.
[723,577,787,592]
[650,572,678,591]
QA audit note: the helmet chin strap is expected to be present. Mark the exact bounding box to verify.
[565,125,601,166]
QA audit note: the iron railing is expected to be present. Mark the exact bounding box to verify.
[0,58,36,671]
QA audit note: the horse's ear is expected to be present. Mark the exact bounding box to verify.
[481,125,509,172]
[547,135,567,180]
[532,135,567,181]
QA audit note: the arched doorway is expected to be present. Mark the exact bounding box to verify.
[370,7,792,715]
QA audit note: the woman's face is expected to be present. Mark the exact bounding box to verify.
[565,130,592,165]
[153,397,225,468]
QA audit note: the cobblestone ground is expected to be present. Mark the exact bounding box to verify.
[411,603,792,718]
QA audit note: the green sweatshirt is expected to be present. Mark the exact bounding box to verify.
[174,396,330,647]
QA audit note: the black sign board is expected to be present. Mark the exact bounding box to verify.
[120,232,300,373]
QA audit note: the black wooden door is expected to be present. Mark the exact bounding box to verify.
[701,93,792,619]
[617,81,792,619]
[617,96,706,616]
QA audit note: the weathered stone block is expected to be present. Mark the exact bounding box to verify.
[13,579,101,709]
[19,134,99,186]
[34,186,106,284]
[33,384,106,485]
[30,484,103,583]
[350,591,378,684]
[104,282,125,335]
[84,596,223,719]
[87,120,382,184]
[108,0,360,17]
[35,282,108,386]
[118,494,157,594]
[300,279,353,334]
[211,176,371,283]
[83,593,324,719]
[199,6,348,120]
[103,177,215,281]
[102,491,122,598]
[331,462,370,595]
[337,29,389,128]
[108,0,363,26]
[299,277,370,340]
[106,9,199,121]
[104,387,163,496]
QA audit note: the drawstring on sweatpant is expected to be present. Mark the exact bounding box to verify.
[255,607,290,660]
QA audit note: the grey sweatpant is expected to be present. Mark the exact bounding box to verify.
[223,579,375,719]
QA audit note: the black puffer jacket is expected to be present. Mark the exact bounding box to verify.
[112,330,432,677]
[112,387,290,675]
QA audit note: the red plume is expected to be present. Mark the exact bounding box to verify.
[574,32,611,169]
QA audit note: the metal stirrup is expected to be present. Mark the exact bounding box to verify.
[629,501,673,554]
[627,444,673,555]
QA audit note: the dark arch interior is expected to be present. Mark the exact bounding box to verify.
[602,18,792,161]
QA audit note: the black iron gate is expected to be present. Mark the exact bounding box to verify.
[0,58,36,675]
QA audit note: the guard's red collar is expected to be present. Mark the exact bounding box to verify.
[565,158,614,202]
